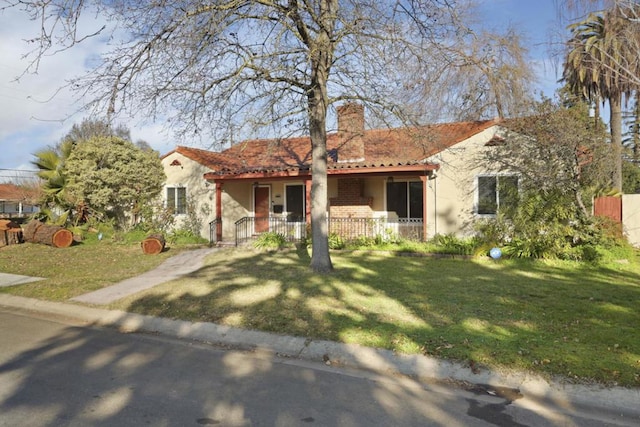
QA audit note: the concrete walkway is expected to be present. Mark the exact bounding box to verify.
[0,273,44,287]
[71,247,218,305]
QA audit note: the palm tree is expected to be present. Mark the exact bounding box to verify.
[563,5,639,191]
[31,139,74,222]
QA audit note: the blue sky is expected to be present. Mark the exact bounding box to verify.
[0,0,564,178]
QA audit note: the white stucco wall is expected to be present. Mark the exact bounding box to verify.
[425,125,505,239]
[622,194,640,247]
[162,152,217,239]
[218,181,252,242]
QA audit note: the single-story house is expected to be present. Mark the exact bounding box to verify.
[161,104,514,244]
[0,183,40,220]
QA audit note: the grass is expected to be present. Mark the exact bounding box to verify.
[111,246,640,387]
[0,236,187,300]
[1,240,639,387]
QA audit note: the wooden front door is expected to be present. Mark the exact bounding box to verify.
[254,186,270,233]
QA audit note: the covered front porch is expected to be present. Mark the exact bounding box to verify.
[205,165,438,246]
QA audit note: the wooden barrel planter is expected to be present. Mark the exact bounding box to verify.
[22,220,74,248]
[141,233,165,255]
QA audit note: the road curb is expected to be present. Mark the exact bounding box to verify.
[1,293,638,420]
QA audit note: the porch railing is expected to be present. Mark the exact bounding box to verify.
[220,216,424,246]
[234,216,307,246]
[329,217,423,242]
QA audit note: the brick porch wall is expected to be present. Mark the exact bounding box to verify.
[329,178,372,216]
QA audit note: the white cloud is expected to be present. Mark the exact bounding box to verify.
[0,7,174,170]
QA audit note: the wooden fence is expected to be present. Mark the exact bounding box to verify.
[593,196,622,223]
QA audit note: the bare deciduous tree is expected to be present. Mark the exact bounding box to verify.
[4,0,531,272]
[62,119,132,146]
[400,26,536,122]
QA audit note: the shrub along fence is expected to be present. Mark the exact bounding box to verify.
[212,216,425,246]
[594,195,640,247]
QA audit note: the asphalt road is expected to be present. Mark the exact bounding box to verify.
[0,307,635,427]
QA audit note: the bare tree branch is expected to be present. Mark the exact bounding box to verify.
[6,0,534,272]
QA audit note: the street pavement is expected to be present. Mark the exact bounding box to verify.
[3,307,630,427]
[0,247,638,424]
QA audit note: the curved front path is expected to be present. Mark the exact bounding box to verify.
[71,247,218,305]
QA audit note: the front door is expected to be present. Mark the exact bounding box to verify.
[254,186,270,233]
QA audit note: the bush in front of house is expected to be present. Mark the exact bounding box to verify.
[474,190,633,262]
[253,232,288,250]
[431,233,479,255]
[328,233,347,250]
[167,229,209,245]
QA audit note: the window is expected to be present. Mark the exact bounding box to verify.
[167,186,187,215]
[285,184,305,222]
[386,181,423,219]
[476,175,518,216]
[0,202,18,213]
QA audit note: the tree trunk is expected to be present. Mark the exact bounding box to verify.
[306,0,336,274]
[610,95,623,192]
[633,92,640,163]
[0,220,22,246]
[22,219,73,248]
[0,219,20,231]
[575,188,589,219]
[307,60,333,273]
[308,93,333,273]
[141,233,165,255]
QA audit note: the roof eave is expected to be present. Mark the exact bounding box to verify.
[203,163,438,182]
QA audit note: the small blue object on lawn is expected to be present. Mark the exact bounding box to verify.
[490,247,502,259]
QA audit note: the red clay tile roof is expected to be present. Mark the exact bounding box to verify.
[170,119,499,176]
[164,146,241,170]
[0,183,39,202]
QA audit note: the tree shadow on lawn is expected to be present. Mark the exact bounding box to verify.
[123,249,640,387]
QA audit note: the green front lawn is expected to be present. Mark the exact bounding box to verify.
[113,247,639,387]
[0,239,179,300]
[1,241,639,387]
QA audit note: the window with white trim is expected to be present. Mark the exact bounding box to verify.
[476,175,519,216]
[166,186,187,215]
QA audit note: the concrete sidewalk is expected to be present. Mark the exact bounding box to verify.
[0,273,44,287]
[71,247,218,305]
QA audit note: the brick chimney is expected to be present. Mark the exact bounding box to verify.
[337,103,365,163]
